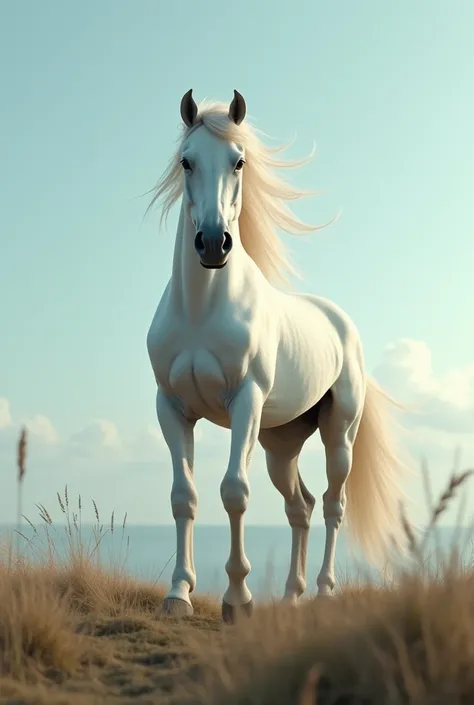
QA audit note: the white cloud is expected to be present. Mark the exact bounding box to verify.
[26,414,59,445]
[370,339,474,525]
[0,400,59,461]
[374,339,474,434]
[70,419,121,458]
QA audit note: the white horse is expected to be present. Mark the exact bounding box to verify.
[146,89,405,622]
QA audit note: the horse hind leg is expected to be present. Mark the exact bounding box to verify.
[270,458,315,604]
[285,470,316,603]
[316,371,365,596]
[259,419,317,604]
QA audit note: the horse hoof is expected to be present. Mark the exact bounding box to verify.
[162,597,193,618]
[221,599,254,624]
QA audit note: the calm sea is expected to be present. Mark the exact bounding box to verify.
[2,524,473,599]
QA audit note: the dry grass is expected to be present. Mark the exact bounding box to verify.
[0,557,221,704]
[2,431,474,704]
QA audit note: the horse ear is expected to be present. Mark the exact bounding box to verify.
[228,89,246,125]
[180,89,198,127]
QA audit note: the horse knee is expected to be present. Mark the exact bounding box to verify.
[171,477,198,520]
[220,475,249,515]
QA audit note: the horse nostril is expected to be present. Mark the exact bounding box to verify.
[222,232,233,254]
[194,231,205,255]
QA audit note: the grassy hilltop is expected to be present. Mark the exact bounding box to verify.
[2,433,474,704]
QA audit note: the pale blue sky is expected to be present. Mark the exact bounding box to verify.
[1,1,473,526]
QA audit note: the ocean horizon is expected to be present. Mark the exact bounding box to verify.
[3,523,473,599]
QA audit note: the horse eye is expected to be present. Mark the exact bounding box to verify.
[235,158,245,172]
[181,158,192,171]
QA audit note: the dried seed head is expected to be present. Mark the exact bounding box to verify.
[92,499,100,523]
[57,492,66,514]
[17,427,27,483]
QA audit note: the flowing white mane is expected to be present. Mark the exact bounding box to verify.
[147,101,325,284]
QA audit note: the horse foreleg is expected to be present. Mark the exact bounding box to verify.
[220,381,263,623]
[156,389,198,617]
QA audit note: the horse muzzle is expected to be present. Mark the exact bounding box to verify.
[194,228,233,269]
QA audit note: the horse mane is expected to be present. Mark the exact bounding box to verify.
[146,101,327,285]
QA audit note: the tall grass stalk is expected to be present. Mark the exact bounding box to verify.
[15,427,27,559]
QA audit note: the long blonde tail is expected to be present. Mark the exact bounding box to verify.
[345,376,408,564]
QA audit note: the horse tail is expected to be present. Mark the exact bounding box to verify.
[345,376,408,564]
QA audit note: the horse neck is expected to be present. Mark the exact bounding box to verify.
[170,204,247,323]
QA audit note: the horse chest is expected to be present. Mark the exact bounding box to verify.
[148,319,253,418]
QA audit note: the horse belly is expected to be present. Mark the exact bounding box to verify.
[260,314,343,429]
[261,373,329,428]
